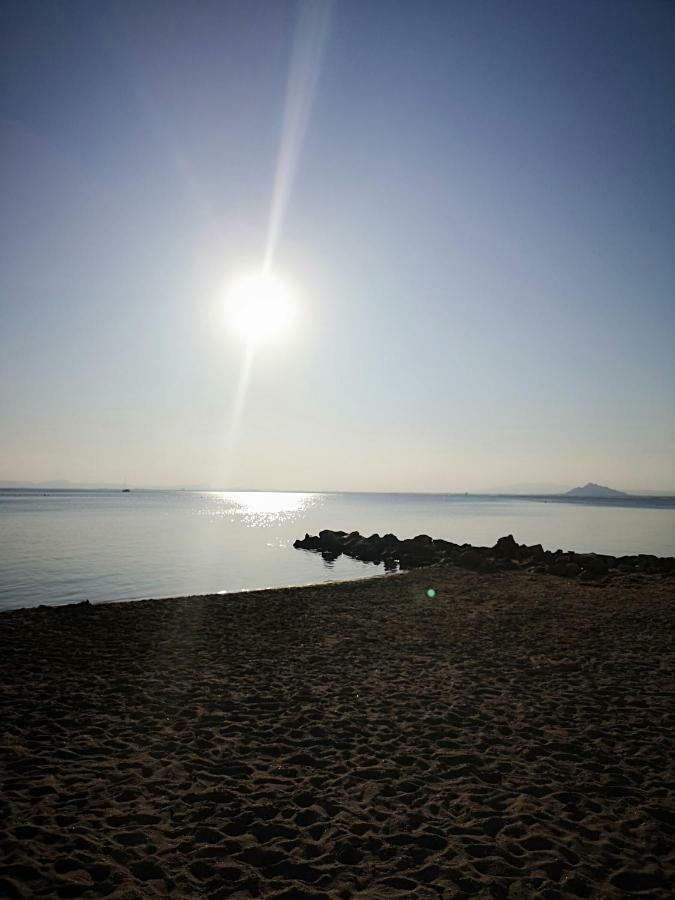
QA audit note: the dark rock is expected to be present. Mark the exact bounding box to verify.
[523,543,545,561]
[576,554,609,578]
[432,538,456,551]
[493,535,520,558]
[397,538,436,568]
[318,529,342,552]
[352,539,380,562]
[294,533,321,551]
[365,534,385,554]
[457,549,484,570]
[636,554,656,573]
[397,539,436,562]
[293,528,675,583]
[342,531,361,549]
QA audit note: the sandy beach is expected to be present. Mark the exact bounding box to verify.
[1,565,673,898]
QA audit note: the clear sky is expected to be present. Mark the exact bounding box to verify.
[1,0,674,492]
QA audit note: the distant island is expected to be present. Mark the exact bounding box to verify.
[565,482,628,498]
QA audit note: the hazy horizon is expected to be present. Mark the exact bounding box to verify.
[2,479,675,497]
[2,1,674,493]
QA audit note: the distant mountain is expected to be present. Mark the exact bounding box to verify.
[565,482,628,498]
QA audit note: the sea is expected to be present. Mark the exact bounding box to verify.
[1,489,674,612]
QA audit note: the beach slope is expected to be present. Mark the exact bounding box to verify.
[1,566,673,897]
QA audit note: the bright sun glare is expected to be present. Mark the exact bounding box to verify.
[226,272,294,344]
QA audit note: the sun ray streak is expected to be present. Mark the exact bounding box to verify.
[222,342,256,484]
[263,0,333,271]
[222,3,331,486]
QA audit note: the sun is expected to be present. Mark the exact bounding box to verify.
[226,272,294,344]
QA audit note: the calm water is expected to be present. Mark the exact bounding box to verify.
[1,489,674,612]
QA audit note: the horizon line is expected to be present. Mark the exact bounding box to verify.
[2,483,675,497]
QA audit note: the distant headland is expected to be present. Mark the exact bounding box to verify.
[565,482,628,498]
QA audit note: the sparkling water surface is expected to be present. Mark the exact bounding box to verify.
[1,489,674,611]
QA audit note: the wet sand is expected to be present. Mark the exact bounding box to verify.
[1,566,673,898]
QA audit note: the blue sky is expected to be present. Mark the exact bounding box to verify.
[1,0,673,491]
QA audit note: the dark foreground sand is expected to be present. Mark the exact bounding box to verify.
[1,566,674,899]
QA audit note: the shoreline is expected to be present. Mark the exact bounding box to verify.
[1,566,673,897]
[6,525,674,615]
[0,566,402,615]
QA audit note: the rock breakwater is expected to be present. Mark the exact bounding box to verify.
[294,530,675,581]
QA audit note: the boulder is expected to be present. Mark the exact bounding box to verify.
[319,530,343,553]
[522,543,545,561]
[433,538,456,551]
[397,539,436,561]
[352,539,380,562]
[365,534,385,554]
[576,554,608,578]
[457,549,484,570]
[636,554,656,573]
[396,538,436,569]
[493,535,520,558]
[343,531,361,549]
[293,534,321,550]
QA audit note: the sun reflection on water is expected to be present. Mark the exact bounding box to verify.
[206,491,318,526]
